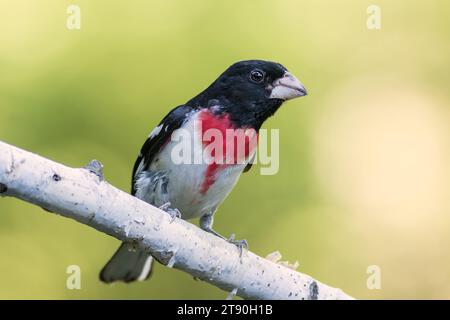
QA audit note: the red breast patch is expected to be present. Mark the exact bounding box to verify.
[197,109,258,193]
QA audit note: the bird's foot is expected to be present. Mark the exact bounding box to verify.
[167,208,181,222]
[199,214,248,256]
[158,202,181,222]
[84,160,104,181]
[158,202,171,211]
[228,234,248,257]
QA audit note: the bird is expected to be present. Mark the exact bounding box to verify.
[99,59,307,283]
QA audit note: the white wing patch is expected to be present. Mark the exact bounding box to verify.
[134,158,146,179]
[148,124,163,139]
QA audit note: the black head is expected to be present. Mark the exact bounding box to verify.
[187,60,307,129]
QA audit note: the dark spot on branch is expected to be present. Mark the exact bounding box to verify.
[309,281,319,300]
[52,174,61,182]
[0,183,8,193]
[153,250,174,266]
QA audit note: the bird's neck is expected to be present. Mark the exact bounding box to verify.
[188,95,283,130]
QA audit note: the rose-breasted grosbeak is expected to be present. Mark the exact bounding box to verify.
[100,60,307,283]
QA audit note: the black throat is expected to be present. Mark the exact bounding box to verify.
[187,92,284,130]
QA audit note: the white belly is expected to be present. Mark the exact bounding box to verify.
[158,157,244,219]
[134,115,250,220]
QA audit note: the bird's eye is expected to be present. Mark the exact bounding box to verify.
[249,69,265,83]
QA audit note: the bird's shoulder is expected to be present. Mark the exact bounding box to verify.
[131,105,197,194]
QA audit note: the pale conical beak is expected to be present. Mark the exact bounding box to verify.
[269,72,307,100]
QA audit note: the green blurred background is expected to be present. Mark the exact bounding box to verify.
[0,0,449,299]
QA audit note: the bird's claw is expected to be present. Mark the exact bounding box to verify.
[167,208,181,222]
[228,234,248,256]
[158,202,171,211]
[159,202,181,222]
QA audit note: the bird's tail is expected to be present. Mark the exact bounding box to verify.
[99,242,153,283]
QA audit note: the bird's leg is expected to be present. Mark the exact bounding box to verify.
[199,214,248,256]
[199,214,227,239]
[158,202,181,222]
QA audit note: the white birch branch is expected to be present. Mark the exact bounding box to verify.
[0,140,353,300]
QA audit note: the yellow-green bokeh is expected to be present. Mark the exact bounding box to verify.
[0,0,449,299]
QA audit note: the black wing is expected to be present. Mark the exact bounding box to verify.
[243,162,253,173]
[243,151,256,173]
[131,105,195,195]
